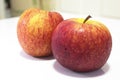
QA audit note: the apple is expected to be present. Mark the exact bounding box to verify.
[52,15,112,72]
[17,8,63,57]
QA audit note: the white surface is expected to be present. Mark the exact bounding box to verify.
[0,13,120,80]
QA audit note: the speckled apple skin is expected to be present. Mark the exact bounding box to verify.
[52,18,112,72]
[17,8,63,57]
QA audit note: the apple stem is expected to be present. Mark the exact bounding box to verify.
[83,15,92,23]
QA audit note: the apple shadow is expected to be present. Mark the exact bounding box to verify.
[20,50,55,61]
[53,61,110,78]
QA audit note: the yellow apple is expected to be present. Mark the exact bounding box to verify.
[17,8,63,57]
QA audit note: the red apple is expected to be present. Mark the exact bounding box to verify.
[17,8,63,57]
[52,15,112,72]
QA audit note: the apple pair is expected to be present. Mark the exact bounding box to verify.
[17,8,112,72]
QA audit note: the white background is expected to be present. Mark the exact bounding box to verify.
[60,0,120,18]
[0,0,120,19]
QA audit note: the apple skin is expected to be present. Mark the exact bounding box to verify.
[52,18,112,72]
[17,8,63,57]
